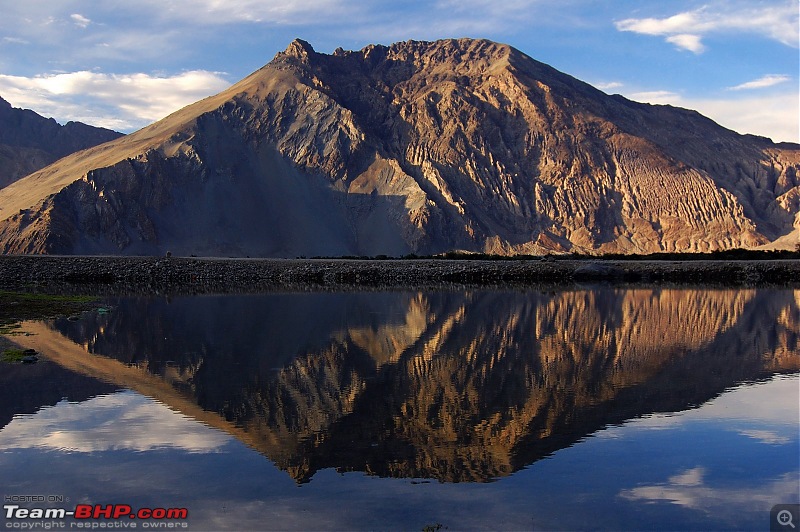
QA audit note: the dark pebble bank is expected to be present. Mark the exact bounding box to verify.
[1,256,798,294]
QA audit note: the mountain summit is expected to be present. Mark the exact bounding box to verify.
[0,38,797,255]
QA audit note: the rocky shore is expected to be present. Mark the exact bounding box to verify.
[1,255,798,294]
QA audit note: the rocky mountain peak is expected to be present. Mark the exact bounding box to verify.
[280,38,317,61]
[386,37,512,63]
[270,37,516,82]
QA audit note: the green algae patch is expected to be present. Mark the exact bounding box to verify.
[0,291,97,333]
[1,348,27,363]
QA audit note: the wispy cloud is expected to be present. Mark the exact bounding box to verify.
[728,74,791,91]
[630,90,681,103]
[2,36,30,45]
[136,0,350,25]
[595,81,624,91]
[0,0,351,29]
[0,69,230,131]
[621,467,799,512]
[616,1,800,53]
[629,88,799,143]
[70,13,91,28]
[0,2,360,70]
[738,429,791,445]
[668,467,706,487]
[0,0,795,144]
[0,391,231,453]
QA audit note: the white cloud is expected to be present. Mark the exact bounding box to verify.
[616,1,800,53]
[665,33,705,53]
[616,11,704,39]
[630,90,680,103]
[630,88,799,143]
[728,74,791,91]
[600,375,800,438]
[620,467,799,512]
[0,69,231,131]
[595,81,623,91]
[70,13,91,28]
[0,390,231,453]
[669,467,705,487]
[738,429,790,445]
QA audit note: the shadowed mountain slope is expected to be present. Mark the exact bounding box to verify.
[0,97,122,190]
[0,39,797,255]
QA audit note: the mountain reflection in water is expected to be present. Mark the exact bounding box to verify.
[47,288,799,483]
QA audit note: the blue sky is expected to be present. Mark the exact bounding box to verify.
[0,0,797,142]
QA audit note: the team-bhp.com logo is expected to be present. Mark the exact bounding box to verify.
[4,504,188,528]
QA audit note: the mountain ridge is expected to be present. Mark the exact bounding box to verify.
[0,96,123,190]
[0,38,797,255]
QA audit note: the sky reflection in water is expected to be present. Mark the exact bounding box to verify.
[0,288,797,530]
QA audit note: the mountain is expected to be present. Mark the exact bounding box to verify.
[0,96,123,190]
[30,288,800,482]
[0,38,797,255]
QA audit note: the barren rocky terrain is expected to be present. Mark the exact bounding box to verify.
[0,38,797,256]
[0,255,798,293]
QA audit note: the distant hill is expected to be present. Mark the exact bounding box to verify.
[0,38,797,255]
[0,96,122,189]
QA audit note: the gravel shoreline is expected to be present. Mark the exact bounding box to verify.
[1,255,798,293]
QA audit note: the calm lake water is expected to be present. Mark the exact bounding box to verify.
[1,288,798,530]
